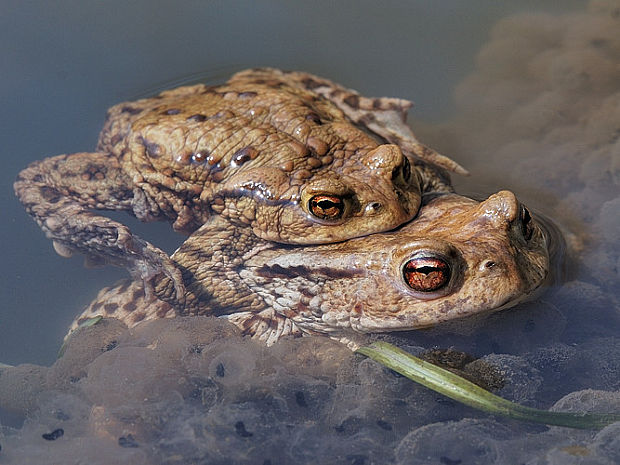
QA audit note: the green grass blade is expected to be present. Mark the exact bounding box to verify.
[356,341,620,430]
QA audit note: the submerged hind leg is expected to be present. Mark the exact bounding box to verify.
[68,279,176,336]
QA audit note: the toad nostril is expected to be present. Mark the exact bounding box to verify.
[365,202,382,214]
[479,260,498,272]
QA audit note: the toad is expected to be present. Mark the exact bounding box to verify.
[72,191,549,349]
[14,68,464,296]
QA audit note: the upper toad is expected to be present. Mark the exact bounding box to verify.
[14,68,464,295]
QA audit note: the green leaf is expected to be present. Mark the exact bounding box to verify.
[356,341,620,430]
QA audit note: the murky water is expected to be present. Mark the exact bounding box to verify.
[1,1,619,463]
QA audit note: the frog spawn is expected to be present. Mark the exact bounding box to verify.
[1,313,619,465]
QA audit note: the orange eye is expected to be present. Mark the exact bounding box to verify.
[308,195,345,220]
[403,257,450,292]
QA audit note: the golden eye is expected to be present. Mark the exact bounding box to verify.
[520,205,534,241]
[308,195,345,220]
[402,256,450,292]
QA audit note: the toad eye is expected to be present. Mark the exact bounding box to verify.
[392,156,411,185]
[308,195,345,220]
[519,205,534,241]
[402,156,411,183]
[402,256,451,292]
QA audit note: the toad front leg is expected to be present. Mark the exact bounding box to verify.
[14,152,184,298]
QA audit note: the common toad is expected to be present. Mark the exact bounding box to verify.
[73,191,549,349]
[14,68,463,296]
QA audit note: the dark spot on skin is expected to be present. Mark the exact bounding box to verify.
[140,137,161,159]
[42,428,64,441]
[238,91,257,98]
[234,421,253,438]
[117,280,131,293]
[131,287,143,302]
[175,245,214,263]
[120,106,142,115]
[110,134,123,146]
[155,304,173,318]
[295,302,309,315]
[299,287,315,298]
[295,391,308,407]
[164,108,181,115]
[343,94,360,108]
[213,110,234,119]
[123,299,137,313]
[39,186,61,203]
[187,113,207,122]
[103,303,117,314]
[359,113,376,126]
[118,434,139,448]
[211,170,225,183]
[79,164,107,182]
[200,85,217,94]
[216,362,225,377]
[32,174,43,183]
[90,301,103,312]
[256,264,364,279]
[305,112,322,124]
[131,311,146,323]
[232,146,258,166]
[301,77,323,90]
